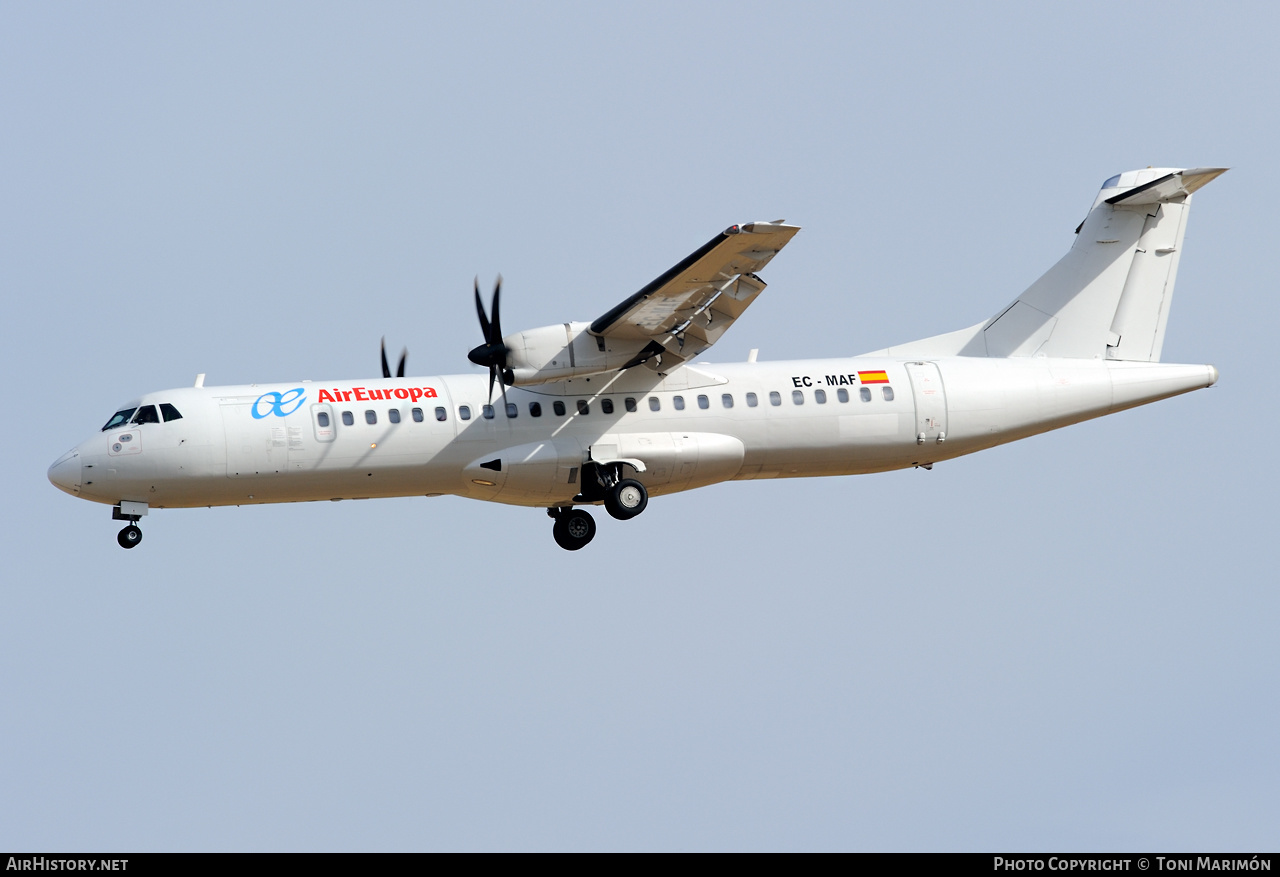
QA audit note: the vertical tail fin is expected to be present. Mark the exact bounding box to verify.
[873,167,1227,361]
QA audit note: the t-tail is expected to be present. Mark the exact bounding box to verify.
[872,167,1228,361]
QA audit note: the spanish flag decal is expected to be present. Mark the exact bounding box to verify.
[857,370,890,384]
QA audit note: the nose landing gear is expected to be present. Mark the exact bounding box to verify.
[112,502,147,549]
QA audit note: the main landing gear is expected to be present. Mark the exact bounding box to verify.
[548,466,650,550]
[549,507,596,551]
[604,478,647,520]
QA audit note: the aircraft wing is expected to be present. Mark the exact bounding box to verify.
[589,221,800,370]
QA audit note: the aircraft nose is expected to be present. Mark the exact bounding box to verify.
[48,449,82,496]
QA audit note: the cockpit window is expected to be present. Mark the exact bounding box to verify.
[131,405,161,425]
[159,403,183,422]
[1102,174,1122,189]
[101,408,137,431]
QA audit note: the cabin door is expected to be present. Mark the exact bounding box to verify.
[905,361,948,445]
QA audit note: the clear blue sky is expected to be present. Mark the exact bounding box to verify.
[3,1,1276,851]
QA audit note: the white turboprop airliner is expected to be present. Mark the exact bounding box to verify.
[49,167,1226,550]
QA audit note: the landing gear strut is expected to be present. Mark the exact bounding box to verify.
[117,524,142,549]
[549,507,596,551]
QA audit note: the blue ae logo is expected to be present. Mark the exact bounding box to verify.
[251,388,307,419]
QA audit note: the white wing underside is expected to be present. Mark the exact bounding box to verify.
[590,221,800,370]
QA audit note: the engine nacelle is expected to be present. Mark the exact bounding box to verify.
[504,322,650,385]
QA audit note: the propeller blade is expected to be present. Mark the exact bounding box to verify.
[469,276,510,401]
[473,278,490,340]
[380,337,391,379]
[396,348,407,378]
[489,276,502,345]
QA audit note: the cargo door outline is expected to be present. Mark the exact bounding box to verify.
[220,401,281,477]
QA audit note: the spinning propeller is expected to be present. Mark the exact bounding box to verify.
[468,276,512,406]
[380,337,406,379]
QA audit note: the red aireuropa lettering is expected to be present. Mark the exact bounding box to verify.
[311,385,438,405]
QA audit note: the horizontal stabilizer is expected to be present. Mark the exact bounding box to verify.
[1106,167,1228,205]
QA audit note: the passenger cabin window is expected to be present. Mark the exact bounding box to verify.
[792,390,804,405]
[576,400,589,415]
[746,392,758,407]
[506,402,518,418]
[413,407,424,422]
[837,388,849,403]
[529,402,542,417]
[159,403,183,422]
[815,389,827,404]
[625,397,637,412]
[435,407,447,422]
[602,398,614,414]
[860,387,872,402]
[673,396,685,411]
[697,395,709,409]
[649,397,660,412]
[317,412,331,428]
[459,405,472,421]
[101,408,137,431]
[722,394,733,409]
[554,401,566,416]
[482,405,495,420]
[342,411,355,426]
[769,391,781,406]
[365,410,377,425]
[388,409,401,424]
[132,406,160,425]
[882,386,895,401]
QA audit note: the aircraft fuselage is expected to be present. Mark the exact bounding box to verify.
[48,355,1217,515]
